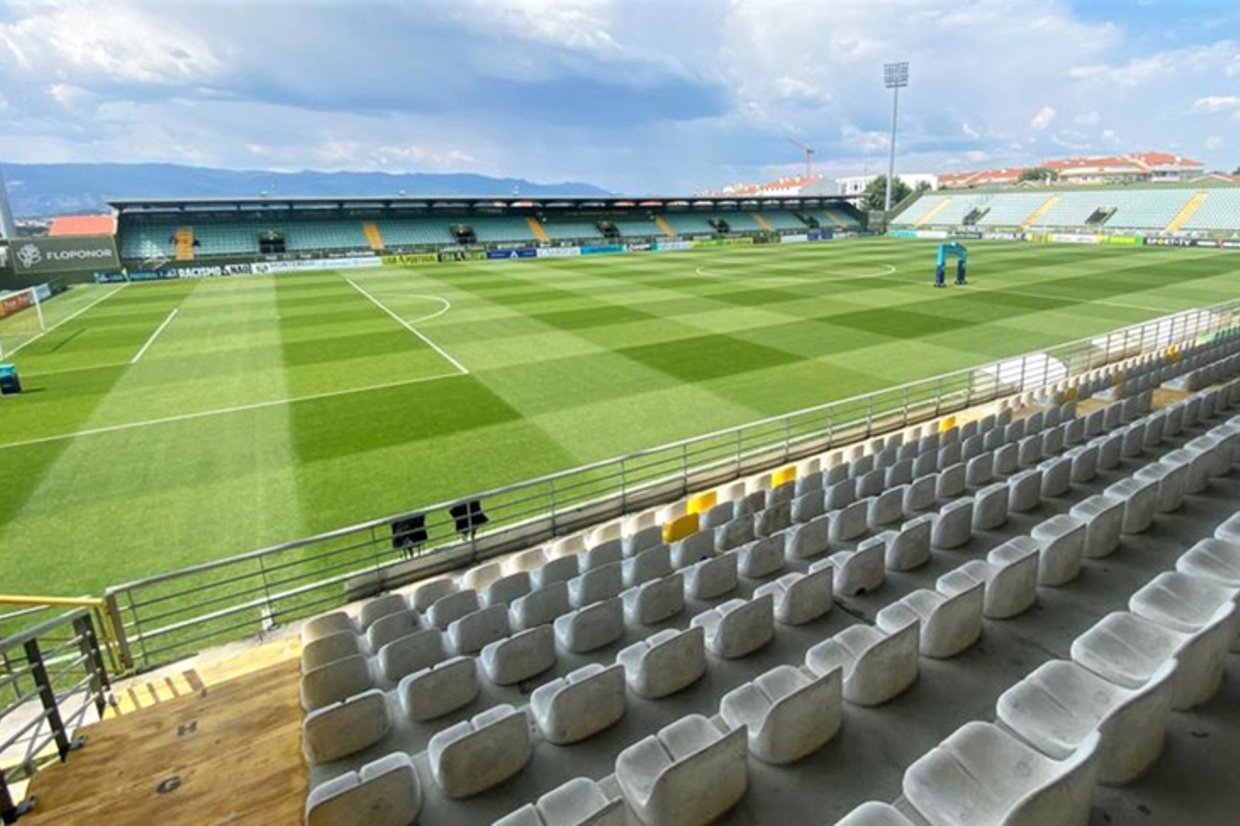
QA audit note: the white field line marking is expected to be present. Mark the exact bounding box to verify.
[694,263,900,284]
[964,284,1170,313]
[405,295,453,324]
[345,278,469,375]
[5,284,128,358]
[0,370,465,452]
[129,308,179,364]
[693,266,806,284]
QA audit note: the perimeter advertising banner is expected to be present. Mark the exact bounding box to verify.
[653,240,693,252]
[580,244,625,256]
[535,246,581,258]
[486,248,537,260]
[382,252,439,265]
[437,248,487,262]
[9,236,120,276]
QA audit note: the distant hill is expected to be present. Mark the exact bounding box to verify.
[0,163,611,218]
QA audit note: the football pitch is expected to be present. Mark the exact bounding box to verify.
[2,237,1239,598]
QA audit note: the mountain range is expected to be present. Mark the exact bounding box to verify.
[0,163,611,218]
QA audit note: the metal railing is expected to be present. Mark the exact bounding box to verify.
[1,609,110,823]
[101,300,1240,670]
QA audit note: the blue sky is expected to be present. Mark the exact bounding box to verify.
[0,0,1236,192]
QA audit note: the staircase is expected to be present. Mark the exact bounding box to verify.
[1166,192,1208,233]
[525,217,550,243]
[751,213,774,232]
[362,222,384,252]
[653,215,677,238]
[915,198,951,227]
[1020,194,1060,229]
[174,228,195,261]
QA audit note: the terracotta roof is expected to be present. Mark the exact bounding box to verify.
[47,214,117,237]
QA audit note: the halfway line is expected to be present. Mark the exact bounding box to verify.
[345,277,469,375]
[130,308,179,364]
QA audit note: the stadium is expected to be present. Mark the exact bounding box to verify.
[3,4,1240,826]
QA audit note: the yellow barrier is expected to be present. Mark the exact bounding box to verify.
[1063,386,1078,402]
[686,491,717,515]
[770,466,796,488]
[938,415,957,433]
[663,512,700,544]
[0,594,131,674]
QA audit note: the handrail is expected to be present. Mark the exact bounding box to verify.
[0,598,130,675]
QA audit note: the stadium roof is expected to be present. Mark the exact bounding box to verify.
[107,193,853,213]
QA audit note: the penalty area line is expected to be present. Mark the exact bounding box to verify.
[4,283,129,359]
[130,308,179,364]
[345,277,469,375]
[0,370,467,452]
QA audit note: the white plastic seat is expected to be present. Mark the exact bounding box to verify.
[1069,494,1124,559]
[701,501,736,530]
[1104,477,1157,535]
[359,594,409,631]
[931,497,973,549]
[855,469,884,499]
[904,474,937,512]
[937,443,962,472]
[447,604,511,655]
[972,483,1009,531]
[886,515,932,571]
[397,655,478,722]
[754,567,833,625]
[792,491,826,524]
[993,443,1018,476]
[582,541,624,571]
[300,654,373,712]
[720,664,842,765]
[377,627,446,682]
[819,537,884,596]
[302,688,391,764]
[903,721,1099,826]
[494,777,625,826]
[617,627,706,698]
[301,630,360,672]
[302,612,354,645]
[366,609,422,652]
[715,516,755,551]
[1096,432,1123,470]
[622,573,686,626]
[554,596,624,653]
[825,478,856,510]
[1007,468,1042,512]
[1216,513,1240,545]
[1176,538,1240,588]
[305,752,421,826]
[429,704,532,799]
[829,500,870,543]
[877,578,983,658]
[532,554,580,589]
[505,547,548,576]
[690,594,775,658]
[735,534,783,578]
[670,530,714,568]
[569,562,623,607]
[625,525,664,556]
[805,621,919,706]
[936,464,966,499]
[410,578,458,613]
[868,486,905,528]
[1129,571,1240,652]
[461,562,504,594]
[548,534,587,559]
[510,581,572,630]
[684,552,739,599]
[481,625,556,685]
[834,801,918,826]
[1134,461,1186,513]
[783,515,830,560]
[1067,444,1097,483]
[623,545,673,588]
[997,658,1176,786]
[1031,514,1086,586]
[615,714,748,826]
[531,663,627,745]
[975,536,1040,618]
[1071,609,1233,711]
[428,589,480,631]
[1017,434,1043,468]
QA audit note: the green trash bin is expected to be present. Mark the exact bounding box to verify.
[0,364,21,395]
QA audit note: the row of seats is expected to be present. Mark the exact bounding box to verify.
[301,334,1240,825]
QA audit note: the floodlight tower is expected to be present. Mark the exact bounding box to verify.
[0,155,16,240]
[883,61,909,214]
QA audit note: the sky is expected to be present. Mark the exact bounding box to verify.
[0,0,1237,193]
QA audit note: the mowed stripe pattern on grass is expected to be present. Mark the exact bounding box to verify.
[1,238,1238,597]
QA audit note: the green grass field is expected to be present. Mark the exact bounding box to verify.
[2,237,1238,598]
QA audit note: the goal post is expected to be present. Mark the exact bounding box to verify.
[0,285,48,361]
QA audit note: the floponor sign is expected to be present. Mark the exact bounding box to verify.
[10,236,120,275]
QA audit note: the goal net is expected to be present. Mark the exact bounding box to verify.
[0,285,47,360]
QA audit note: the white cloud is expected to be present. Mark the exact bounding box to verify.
[1030,106,1057,130]
[1074,110,1101,126]
[1205,135,1224,150]
[1193,95,1240,112]
[961,122,981,139]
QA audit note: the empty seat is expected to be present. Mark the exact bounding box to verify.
[834,801,918,826]
[936,464,966,499]
[1038,456,1072,498]
[819,537,884,596]
[429,705,533,799]
[1007,468,1042,512]
[428,589,480,630]
[582,541,624,571]
[554,594,624,653]
[532,555,580,589]
[617,627,706,698]
[410,578,458,613]
[1104,476,1157,534]
[510,581,572,630]
[1069,494,1124,558]
[481,625,556,685]
[670,530,714,568]
[448,604,511,655]
[302,689,391,764]
[993,443,1018,476]
[997,658,1175,786]
[302,631,360,672]
[886,514,933,571]
[721,664,842,765]
[855,469,884,499]
[1217,513,1240,545]
[805,621,919,706]
[1071,609,1233,710]
[931,498,973,549]
[756,502,792,537]
[715,516,755,551]
[531,663,627,745]
[691,594,775,658]
[877,578,983,658]
[792,491,826,524]
[569,562,623,607]
[622,545,673,588]
[461,562,504,594]
[359,594,409,631]
[903,721,1099,826]
[623,573,686,626]
[825,478,856,510]
[493,777,625,826]
[305,752,421,826]
[615,714,748,826]
[685,552,739,599]
[1134,461,1186,513]
[1176,538,1240,588]
[784,514,831,560]
[302,612,354,645]
[971,536,1039,619]
[735,535,784,578]
[625,525,664,556]
[1129,571,1240,652]
[505,548,548,576]
[829,500,870,543]
[301,654,373,712]
[868,486,905,528]
[366,609,421,652]
[754,567,833,625]
[972,483,1009,531]
[377,627,446,682]
[1031,514,1086,586]
[903,474,937,512]
[397,656,478,722]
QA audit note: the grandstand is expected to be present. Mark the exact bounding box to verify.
[891,184,1240,235]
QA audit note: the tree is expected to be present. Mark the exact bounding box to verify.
[915,180,933,193]
[1234,165,1240,175]
[1019,167,1058,182]
[862,175,912,211]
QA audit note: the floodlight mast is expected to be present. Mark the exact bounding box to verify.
[883,61,909,215]
[0,153,16,241]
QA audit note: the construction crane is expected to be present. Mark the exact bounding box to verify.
[786,137,816,179]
